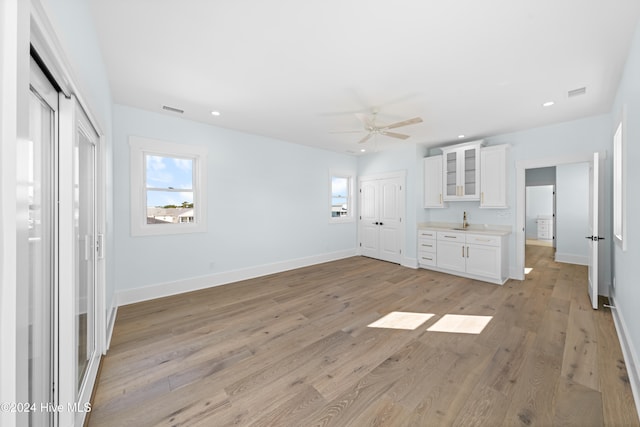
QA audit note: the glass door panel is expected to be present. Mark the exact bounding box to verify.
[27,61,57,427]
[445,151,457,196]
[464,147,477,196]
[75,128,96,391]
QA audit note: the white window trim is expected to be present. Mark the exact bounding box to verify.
[613,107,627,251]
[329,170,355,223]
[130,136,208,236]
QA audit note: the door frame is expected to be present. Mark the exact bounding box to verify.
[515,152,605,282]
[357,170,406,264]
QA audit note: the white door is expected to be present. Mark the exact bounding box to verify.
[359,180,379,258]
[359,174,404,264]
[587,152,600,309]
[378,178,402,263]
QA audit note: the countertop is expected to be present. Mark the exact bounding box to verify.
[418,222,512,236]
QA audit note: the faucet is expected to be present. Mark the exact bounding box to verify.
[463,211,468,229]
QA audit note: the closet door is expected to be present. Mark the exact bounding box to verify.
[359,179,379,258]
[358,174,404,264]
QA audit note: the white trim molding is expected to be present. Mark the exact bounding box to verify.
[129,135,208,236]
[609,295,640,422]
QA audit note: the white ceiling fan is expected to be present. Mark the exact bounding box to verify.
[333,110,424,144]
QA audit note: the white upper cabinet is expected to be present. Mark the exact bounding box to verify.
[441,141,483,201]
[423,155,445,208]
[480,144,509,208]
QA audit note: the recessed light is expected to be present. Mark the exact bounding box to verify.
[211,111,221,116]
[542,101,555,107]
[360,148,366,152]
[458,135,465,139]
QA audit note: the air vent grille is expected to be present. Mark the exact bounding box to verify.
[568,87,587,98]
[162,105,184,114]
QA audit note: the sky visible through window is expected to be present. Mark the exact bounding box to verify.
[331,176,348,207]
[146,155,194,207]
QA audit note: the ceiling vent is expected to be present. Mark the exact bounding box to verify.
[162,105,184,114]
[568,87,587,98]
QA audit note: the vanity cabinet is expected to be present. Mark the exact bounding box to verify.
[442,141,483,201]
[480,144,509,208]
[423,155,445,208]
[418,227,509,285]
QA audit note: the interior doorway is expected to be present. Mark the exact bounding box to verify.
[516,153,605,301]
[525,167,556,249]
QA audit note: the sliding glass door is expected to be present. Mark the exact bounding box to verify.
[74,115,97,394]
[26,57,57,427]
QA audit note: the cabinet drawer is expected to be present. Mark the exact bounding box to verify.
[465,233,501,247]
[418,229,437,239]
[418,238,436,253]
[437,231,465,243]
[418,252,437,266]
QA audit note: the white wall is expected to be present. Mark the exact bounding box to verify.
[555,163,589,264]
[113,105,358,302]
[610,18,640,411]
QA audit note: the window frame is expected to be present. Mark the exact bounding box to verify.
[329,171,355,223]
[130,136,208,236]
[613,107,627,251]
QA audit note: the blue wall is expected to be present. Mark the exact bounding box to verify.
[112,105,358,293]
[611,19,640,393]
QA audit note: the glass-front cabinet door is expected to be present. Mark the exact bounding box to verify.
[442,142,482,201]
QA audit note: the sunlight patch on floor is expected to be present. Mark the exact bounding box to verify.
[426,314,493,334]
[525,267,533,274]
[368,312,435,330]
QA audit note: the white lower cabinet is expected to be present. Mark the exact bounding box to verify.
[417,229,437,267]
[418,228,509,284]
[436,232,466,272]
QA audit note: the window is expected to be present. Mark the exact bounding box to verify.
[130,136,207,236]
[613,113,627,250]
[329,172,354,222]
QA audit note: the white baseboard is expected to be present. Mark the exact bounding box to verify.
[608,295,640,422]
[402,256,418,269]
[105,305,117,351]
[116,249,357,306]
[554,252,589,265]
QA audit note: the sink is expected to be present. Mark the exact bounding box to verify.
[451,227,468,231]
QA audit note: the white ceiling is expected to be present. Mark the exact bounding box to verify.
[89,0,640,154]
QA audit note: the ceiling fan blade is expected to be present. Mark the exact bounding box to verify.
[357,133,374,144]
[381,131,410,140]
[383,117,423,130]
[355,113,374,130]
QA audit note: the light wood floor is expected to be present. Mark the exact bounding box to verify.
[89,246,639,426]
